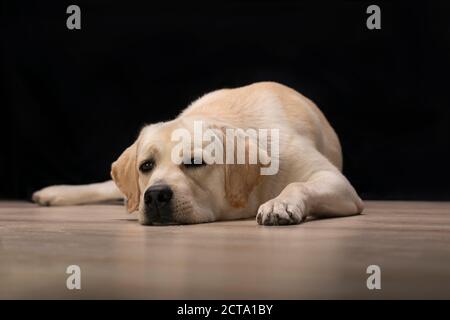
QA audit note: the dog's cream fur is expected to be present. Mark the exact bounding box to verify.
[33,82,363,225]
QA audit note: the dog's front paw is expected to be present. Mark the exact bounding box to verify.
[257,198,306,226]
[32,185,77,206]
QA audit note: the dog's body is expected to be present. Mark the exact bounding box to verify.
[33,82,363,225]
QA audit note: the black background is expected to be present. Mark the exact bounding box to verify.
[2,1,450,200]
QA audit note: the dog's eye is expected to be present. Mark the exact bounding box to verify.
[139,160,155,173]
[184,158,206,169]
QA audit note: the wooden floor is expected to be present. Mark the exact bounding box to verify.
[1,201,450,299]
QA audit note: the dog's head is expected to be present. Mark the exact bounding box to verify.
[111,118,268,225]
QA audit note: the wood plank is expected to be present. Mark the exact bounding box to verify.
[1,200,449,299]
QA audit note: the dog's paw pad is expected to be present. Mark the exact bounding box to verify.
[257,199,306,226]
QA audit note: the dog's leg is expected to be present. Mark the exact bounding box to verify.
[32,180,123,206]
[257,170,364,225]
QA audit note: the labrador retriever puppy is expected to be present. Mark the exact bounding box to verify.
[32,82,363,225]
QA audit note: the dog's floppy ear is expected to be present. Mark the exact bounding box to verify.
[111,143,140,213]
[224,158,261,208]
[221,127,265,208]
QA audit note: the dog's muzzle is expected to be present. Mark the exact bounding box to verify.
[143,184,174,224]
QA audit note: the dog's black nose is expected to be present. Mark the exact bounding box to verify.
[144,185,173,208]
[143,185,174,224]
